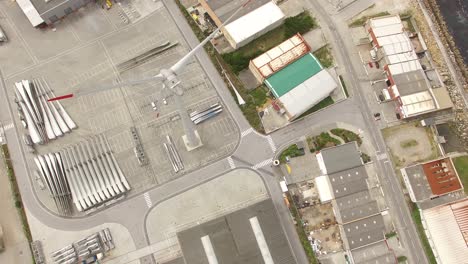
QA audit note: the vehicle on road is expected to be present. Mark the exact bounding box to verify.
[374,113,381,121]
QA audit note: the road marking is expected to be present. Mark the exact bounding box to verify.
[266,136,276,152]
[3,123,14,131]
[241,128,253,137]
[376,152,387,161]
[227,156,235,169]
[144,192,152,208]
[252,158,273,170]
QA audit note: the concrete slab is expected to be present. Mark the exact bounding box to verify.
[145,168,268,244]
[26,209,137,264]
[3,2,240,215]
[303,28,327,52]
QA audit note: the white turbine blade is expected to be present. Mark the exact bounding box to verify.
[48,74,163,102]
[170,0,253,74]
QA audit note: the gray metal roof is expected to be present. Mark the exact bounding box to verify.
[328,166,369,198]
[356,253,396,264]
[320,142,363,174]
[351,241,393,263]
[343,214,385,250]
[30,0,78,16]
[203,0,270,23]
[336,190,380,223]
[177,199,296,264]
[401,165,431,201]
[392,69,429,96]
[162,258,185,264]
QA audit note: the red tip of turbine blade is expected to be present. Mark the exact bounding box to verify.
[47,94,74,102]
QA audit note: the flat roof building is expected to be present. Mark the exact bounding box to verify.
[199,0,285,49]
[422,198,468,264]
[313,143,392,261]
[366,15,453,119]
[343,214,385,250]
[401,157,463,203]
[176,199,296,264]
[18,0,90,26]
[316,142,363,175]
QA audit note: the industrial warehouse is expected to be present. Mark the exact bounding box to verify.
[250,33,338,121]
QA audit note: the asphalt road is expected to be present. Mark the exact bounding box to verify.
[0,0,434,264]
[305,0,429,263]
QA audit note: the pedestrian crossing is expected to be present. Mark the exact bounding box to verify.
[266,136,276,152]
[227,156,235,169]
[376,152,388,161]
[251,158,273,170]
[144,192,152,208]
[241,128,254,138]
[3,123,14,131]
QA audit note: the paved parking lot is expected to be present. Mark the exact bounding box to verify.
[0,0,239,215]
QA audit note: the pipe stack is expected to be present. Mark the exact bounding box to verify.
[14,78,76,145]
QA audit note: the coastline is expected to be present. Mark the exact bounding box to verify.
[421,0,468,88]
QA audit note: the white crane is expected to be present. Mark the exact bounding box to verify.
[49,0,252,151]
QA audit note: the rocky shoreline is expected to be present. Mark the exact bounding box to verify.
[410,0,468,150]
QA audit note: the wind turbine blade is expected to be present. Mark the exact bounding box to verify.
[48,74,163,102]
[170,0,253,74]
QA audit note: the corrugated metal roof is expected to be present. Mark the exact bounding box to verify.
[251,34,310,79]
[16,0,44,27]
[265,53,323,98]
[369,15,403,37]
[400,91,436,117]
[277,69,336,118]
[423,199,468,264]
[224,2,284,45]
[388,60,422,75]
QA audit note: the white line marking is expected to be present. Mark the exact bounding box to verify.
[227,156,235,169]
[3,123,14,131]
[266,136,276,152]
[376,152,388,161]
[241,128,253,137]
[252,158,273,170]
[144,192,152,208]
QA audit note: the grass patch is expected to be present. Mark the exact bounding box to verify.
[241,85,271,133]
[313,45,333,68]
[453,156,468,194]
[330,128,362,146]
[400,139,418,148]
[1,145,32,243]
[385,231,398,239]
[397,256,408,263]
[409,202,437,264]
[287,193,319,264]
[297,96,334,120]
[222,11,317,74]
[349,11,391,27]
[339,75,349,97]
[279,144,305,163]
[308,132,341,152]
[361,152,371,163]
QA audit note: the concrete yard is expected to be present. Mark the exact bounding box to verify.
[145,168,268,261]
[0,0,240,215]
[382,122,440,168]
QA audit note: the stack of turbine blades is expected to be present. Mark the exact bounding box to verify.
[13,79,76,145]
[55,135,131,212]
[163,135,184,173]
[190,102,223,125]
[34,153,73,216]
